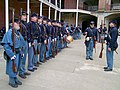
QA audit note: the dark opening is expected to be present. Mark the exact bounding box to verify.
[82,17,97,32]
[61,0,64,9]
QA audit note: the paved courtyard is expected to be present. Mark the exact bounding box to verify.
[0,36,120,90]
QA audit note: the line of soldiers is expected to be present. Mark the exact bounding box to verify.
[70,24,82,40]
[1,11,71,88]
[65,24,82,40]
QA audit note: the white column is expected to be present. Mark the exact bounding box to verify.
[97,15,104,28]
[54,10,57,20]
[76,12,78,27]
[77,0,79,9]
[60,0,61,8]
[40,1,43,16]
[59,12,61,22]
[48,0,51,19]
[59,0,61,22]
[5,0,9,32]
[56,0,58,7]
[48,7,51,19]
[54,0,57,20]
[76,0,79,27]
[27,0,30,22]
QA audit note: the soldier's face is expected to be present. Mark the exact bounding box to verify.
[57,23,59,26]
[38,18,42,23]
[48,22,51,25]
[43,20,47,24]
[109,23,114,27]
[31,17,38,22]
[90,24,94,28]
[21,15,27,21]
[59,24,62,27]
[66,27,68,29]
[52,22,54,26]
[14,22,20,30]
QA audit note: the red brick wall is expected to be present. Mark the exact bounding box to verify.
[64,0,77,9]
[98,0,111,11]
[42,4,49,17]
[9,0,27,19]
[105,0,111,11]
[9,0,39,19]
[0,0,5,29]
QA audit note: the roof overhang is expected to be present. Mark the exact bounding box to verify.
[60,9,91,14]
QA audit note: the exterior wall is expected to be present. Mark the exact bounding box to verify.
[2,0,120,31]
[9,0,27,18]
[0,0,5,29]
[98,0,111,11]
[61,13,76,26]
[64,0,77,9]
[105,0,111,10]
[42,4,49,17]
[98,0,106,10]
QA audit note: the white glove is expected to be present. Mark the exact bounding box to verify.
[29,43,31,47]
[11,55,16,60]
[52,39,54,42]
[21,54,24,59]
[48,39,50,43]
[55,38,57,41]
[86,37,90,41]
[105,34,107,38]
[61,34,63,37]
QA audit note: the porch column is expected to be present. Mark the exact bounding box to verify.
[5,0,9,31]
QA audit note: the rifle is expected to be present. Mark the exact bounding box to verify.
[30,22,37,55]
[43,25,48,59]
[36,23,41,55]
[12,9,17,73]
[99,42,104,58]
[19,8,22,34]
[51,26,55,58]
[55,27,58,55]
[94,40,97,53]
[52,40,55,58]
[99,20,104,58]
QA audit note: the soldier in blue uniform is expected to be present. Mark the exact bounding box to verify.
[1,18,25,88]
[19,11,31,79]
[27,13,40,72]
[63,25,69,48]
[57,22,62,52]
[54,21,59,55]
[76,25,82,39]
[104,20,118,71]
[39,16,48,63]
[38,16,44,63]
[52,20,57,55]
[98,24,107,43]
[60,23,66,49]
[84,21,97,60]
[47,19,53,58]
[51,20,56,57]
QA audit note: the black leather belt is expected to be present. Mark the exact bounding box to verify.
[15,48,21,54]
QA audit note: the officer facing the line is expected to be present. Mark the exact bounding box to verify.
[84,21,97,60]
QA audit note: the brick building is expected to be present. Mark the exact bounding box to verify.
[1,0,120,32]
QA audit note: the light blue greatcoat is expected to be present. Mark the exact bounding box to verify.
[1,29,25,78]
